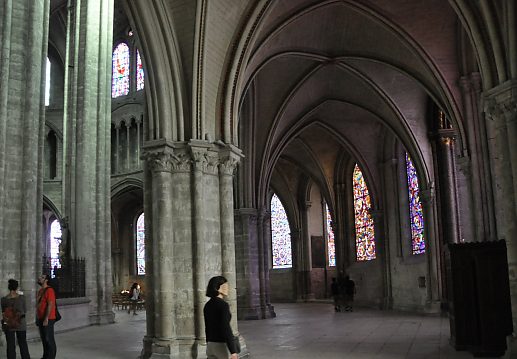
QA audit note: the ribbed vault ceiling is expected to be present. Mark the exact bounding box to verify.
[240,0,461,204]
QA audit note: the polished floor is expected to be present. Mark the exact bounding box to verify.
[20,302,500,358]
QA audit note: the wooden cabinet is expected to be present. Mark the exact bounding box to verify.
[446,240,513,357]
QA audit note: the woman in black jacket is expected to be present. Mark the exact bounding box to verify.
[203,276,238,359]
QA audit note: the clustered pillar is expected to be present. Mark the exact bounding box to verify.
[484,83,517,331]
[61,0,115,324]
[0,0,50,341]
[141,141,243,358]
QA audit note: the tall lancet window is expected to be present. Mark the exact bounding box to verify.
[112,42,130,98]
[353,164,376,261]
[271,194,292,268]
[326,204,336,266]
[136,213,145,275]
[45,57,51,106]
[405,153,425,254]
[50,219,62,277]
[136,49,145,91]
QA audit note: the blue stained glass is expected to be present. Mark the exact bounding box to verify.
[353,164,376,261]
[136,213,145,275]
[112,43,130,98]
[136,50,145,91]
[326,204,336,266]
[406,153,425,254]
[271,194,292,268]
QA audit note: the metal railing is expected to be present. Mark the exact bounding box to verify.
[42,256,86,298]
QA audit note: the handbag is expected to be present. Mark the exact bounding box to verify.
[55,306,62,322]
[233,336,241,354]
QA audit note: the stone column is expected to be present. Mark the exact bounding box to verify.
[257,208,276,318]
[420,188,442,311]
[115,124,120,173]
[296,201,314,300]
[334,184,346,271]
[142,158,155,357]
[219,145,245,350]
[484,83,517,330]
[126,121,131,171]
[459,74,496,241]
[234,208,262,320]
[190,142,210,351]
[62,0,114,325]
[142,143,176,358]
[371,209,391,309]
[136,117,142,169]
[0,0,50,332]
[433,111,460,245]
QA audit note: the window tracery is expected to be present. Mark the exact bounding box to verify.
[112,42,130,98]
[271,194,292,269]
[405,153,425,255]
[353,164,376,261]
[136,212,145,275]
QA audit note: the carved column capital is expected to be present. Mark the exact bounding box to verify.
[236,208,258,226]
[470,72,482,94]
[459,76,472,93]
[142,148,174,173]
[169,151,192,172]
[191,148,218,175]
[258,207,271,223]
[219,156,239,176]
[218,143,243,176]
[485,81,517,123]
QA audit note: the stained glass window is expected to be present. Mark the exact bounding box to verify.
[353,164,376,261]
[406,153,425,254]
[326,204,336,266]
[45,57,51,106]
[136,213,145,275]
[50,219,62,278]
[271,194,292,268]
[112,43,130,98]
[136,49,145,91]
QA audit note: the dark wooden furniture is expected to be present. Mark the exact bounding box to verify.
[446,240,513,357]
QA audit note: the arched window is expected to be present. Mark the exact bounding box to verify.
[405,153,425,254]
[271,194,292,269]
[325,204,335,266]
[45,57,51,106]
[353,164,376,261]
[136,213,145,275]
[112,43,130,98]
[136,49,145,91]
[50,219,62,277]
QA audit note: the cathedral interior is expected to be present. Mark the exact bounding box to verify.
[2,0,517,358]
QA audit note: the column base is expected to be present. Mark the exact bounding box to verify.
[297,293,315,301]
[238,305,263,320]
[503,334,517,359]
[235,334,250,358]
[424,300,441,314]
[89,310,115,325]
[142,336,204,358]
[262,304,276,318]
[381,296,393,310]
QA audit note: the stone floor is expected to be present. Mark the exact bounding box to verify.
[19,302,500,358]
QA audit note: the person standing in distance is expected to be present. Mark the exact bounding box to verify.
[203,276,238,359]
[36,274,57,359]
